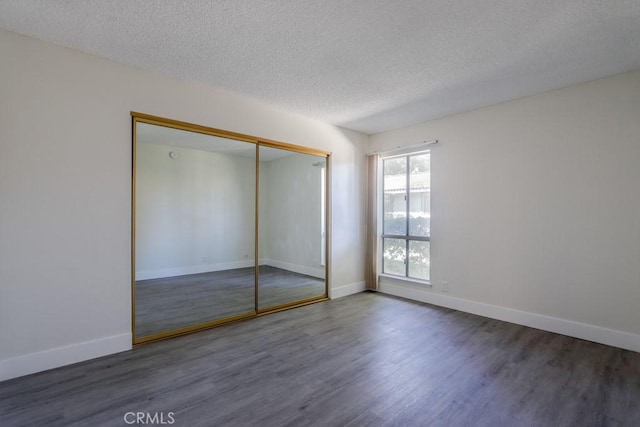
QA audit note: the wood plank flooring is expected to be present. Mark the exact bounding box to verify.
[136,265,325,337]
[2,292,639,426]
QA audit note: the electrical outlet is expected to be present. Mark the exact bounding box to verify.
[441,281,449,293]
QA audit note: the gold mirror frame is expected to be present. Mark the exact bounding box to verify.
[131,112,331,344]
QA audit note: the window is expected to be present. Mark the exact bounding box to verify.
[381,151,430,281]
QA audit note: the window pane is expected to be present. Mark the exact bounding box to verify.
[383,238,406,276]
[409,153,430,237]
[408,240,430,281]
[383,157,407,235]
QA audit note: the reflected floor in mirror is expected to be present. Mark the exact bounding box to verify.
[135,266,324,337]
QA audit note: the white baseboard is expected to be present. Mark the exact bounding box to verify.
[261,259,325,279]
[136,260,255,281]
[331,281,366,299]
[0,333,132,382]
[379,281,640,353]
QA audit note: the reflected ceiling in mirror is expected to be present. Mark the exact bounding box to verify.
[137,122,256,157]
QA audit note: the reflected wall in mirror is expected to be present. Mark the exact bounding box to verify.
[134,121,256,340]
[258,146,328,310]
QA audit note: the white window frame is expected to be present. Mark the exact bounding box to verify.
[379,150,431,285]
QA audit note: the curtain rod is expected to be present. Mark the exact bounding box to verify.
[367,139,438,156]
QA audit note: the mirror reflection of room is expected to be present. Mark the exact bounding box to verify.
[258,146,327,310]
[133,120,328,341]
[135,123,257,338]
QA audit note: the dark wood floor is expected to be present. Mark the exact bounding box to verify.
[2,292,639,426]
[136,265,325,337]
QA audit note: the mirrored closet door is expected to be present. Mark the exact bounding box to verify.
[258,146,328,311]
[132,113,330,344]
[133,120,257,341]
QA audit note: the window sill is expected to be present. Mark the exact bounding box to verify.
[379,273,432,288]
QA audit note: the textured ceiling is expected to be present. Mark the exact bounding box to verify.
[1,1,639,134]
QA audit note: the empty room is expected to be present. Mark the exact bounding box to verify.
[1,1,639,426]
